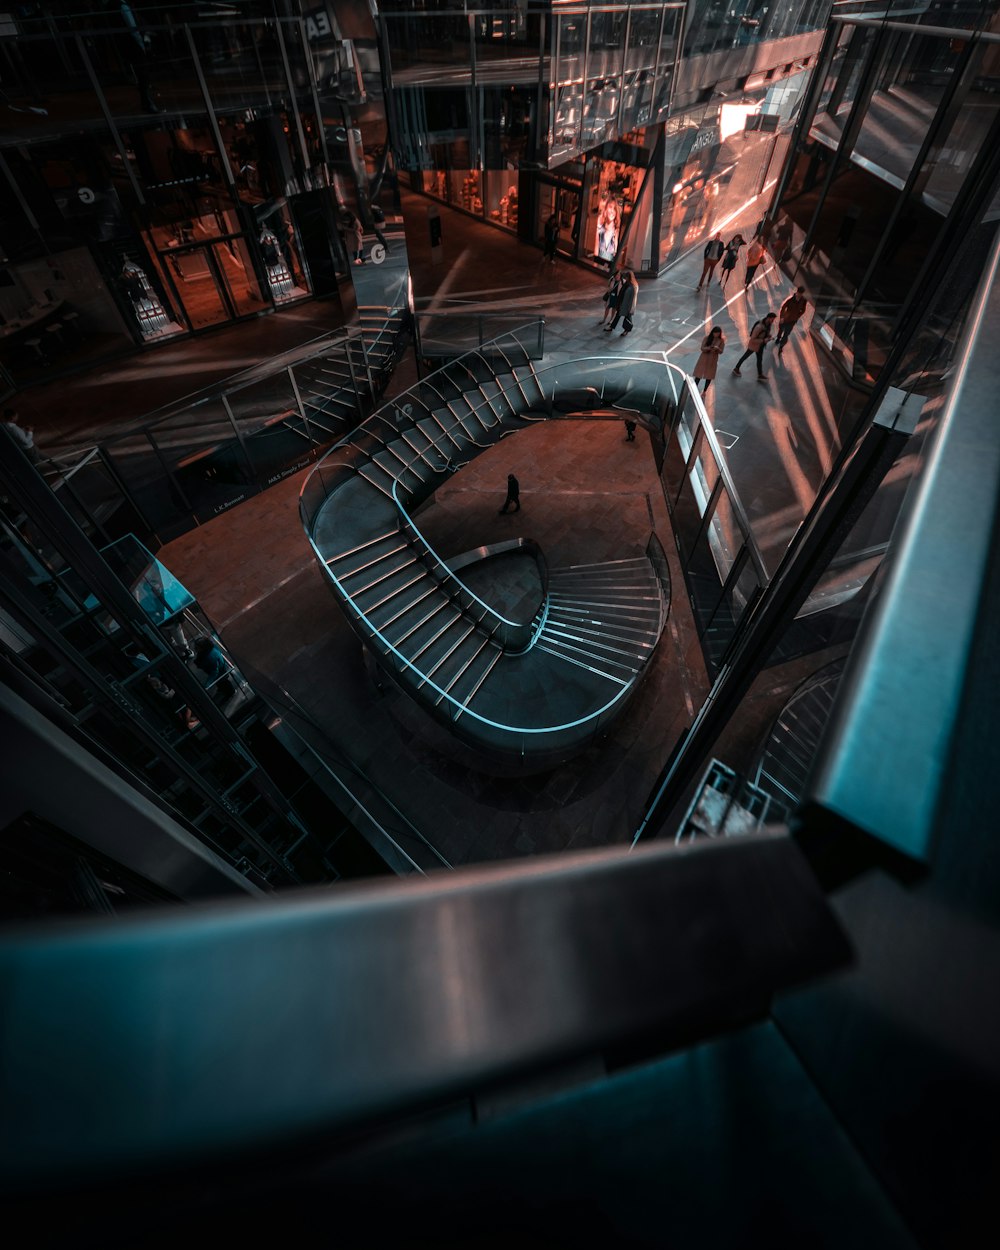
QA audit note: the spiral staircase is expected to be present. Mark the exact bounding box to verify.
[301,337,676,765]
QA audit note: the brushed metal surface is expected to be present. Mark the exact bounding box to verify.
[0,831,848,1188]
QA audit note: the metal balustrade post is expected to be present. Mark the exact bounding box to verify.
[358,331,375,399]
[287,365,309,439]
[221,394,255,484]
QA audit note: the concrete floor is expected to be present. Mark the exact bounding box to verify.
[20,181,854,869]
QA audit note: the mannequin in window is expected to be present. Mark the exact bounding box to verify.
[260,230,281,269]
[120,261,148,305]
[277,220,298,279]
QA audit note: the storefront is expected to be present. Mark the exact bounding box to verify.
[658,74,810,272]
[408,126,658,274]
[412,168,521,233]
[0,115,337,382]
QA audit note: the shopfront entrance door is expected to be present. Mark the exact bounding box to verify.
[157,243,232,331]
[535,177,581,260]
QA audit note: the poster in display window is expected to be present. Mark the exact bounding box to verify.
[597,193,622,262]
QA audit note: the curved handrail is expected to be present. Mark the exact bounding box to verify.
[446,536,550,650]
[391,479,539,652]
[302,524,638,739]
[300,326,676,751]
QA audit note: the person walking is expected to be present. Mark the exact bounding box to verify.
[543,212,560,264]
[697,233,725,290]
[606,270,638,335]
[623,419,637,441]
[719,235,744,289]
[499,473,520,513]
[744,237,766,288]
[692,327,726,393]
[776,286,809,354]
[732,313,776,381]
[772,217,793,264]
[348,214,365,264]
[599,269,623,325]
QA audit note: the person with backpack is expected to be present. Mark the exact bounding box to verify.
[732,312,777,381]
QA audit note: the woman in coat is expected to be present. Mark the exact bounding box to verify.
[599,270,624,326]
[606,270,638,334]
[693,326,725,392]
[719,234,744,288]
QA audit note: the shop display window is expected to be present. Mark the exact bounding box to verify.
[586,160,641,264]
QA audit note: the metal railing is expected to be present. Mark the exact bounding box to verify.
[660,371,769,673]
[301,329,676,761]
[42,317,407,546]
[413,308,545,362]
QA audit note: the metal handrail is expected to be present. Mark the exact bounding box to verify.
[299,329,678,750]
[392,480,540,652]
[674,369,770,585]
[114,323,391,447]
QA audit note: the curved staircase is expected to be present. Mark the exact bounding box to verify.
[302,337,677,765]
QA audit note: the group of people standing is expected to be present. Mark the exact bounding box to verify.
[698,229,768,291]
[588,213,808,390]
[599,268,639,335]
[692,285,809,391]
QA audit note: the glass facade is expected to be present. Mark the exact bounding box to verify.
[383,1,828,273]
[647,8,1000,824]
[0,7,365,382]
[773,13,1000,387]
[658,73,809,272]
[683,0,834,58]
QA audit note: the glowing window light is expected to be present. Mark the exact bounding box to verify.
[719,102,760,142]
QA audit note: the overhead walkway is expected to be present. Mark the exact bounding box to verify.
[301,331,679,765]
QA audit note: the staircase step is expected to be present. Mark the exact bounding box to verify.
[341,550,419,597]
[448,641,504,714]
[539,623,652,665]
[541,617,659,651]
[552,558,654,575]
[326,532,409,579]
[546,600,662,627]
[534,642,632,686]
[407,605,469,666]
[372,583,441,636]
[417,619,481,689]
[354,567,429,616]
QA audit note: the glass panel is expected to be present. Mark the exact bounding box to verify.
[213,240,265,316]
[383,14,467,77]
[535,181,579,256]
[189,20,289,115]
[0,244,137,382]
[706,488,740,586]
[225,373,310,484]
[473,7,540,67]
[158,244,230,330]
